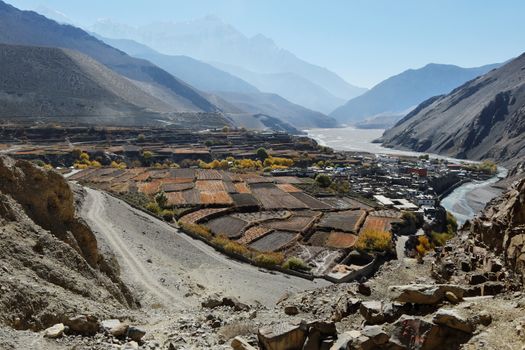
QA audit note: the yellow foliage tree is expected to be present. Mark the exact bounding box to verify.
[355,229,392,252]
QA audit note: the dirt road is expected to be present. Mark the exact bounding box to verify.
[81,188,328,309]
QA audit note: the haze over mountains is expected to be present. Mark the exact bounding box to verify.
[100,36,337,129]
[331,62,501,127]
[90,17,367,114]
[0,1,218,114]
[0,1,333,130]
[380,53,525,167]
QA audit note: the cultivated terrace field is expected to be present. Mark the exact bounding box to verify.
[71,166,400,279]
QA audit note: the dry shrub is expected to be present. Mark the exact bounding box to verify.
[254,252,284,268]
[211,234,250,256]
[145,202,161,215]
[355,229,392,252]
[211,234,230,247]
[180,222,213,240]
[224,241,249,256]
[431,231,453,247]
[416,235,433,256]
[282,257,309,271]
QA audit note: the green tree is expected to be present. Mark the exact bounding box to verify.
[256,147,269,161]
[155,191,168,209]
[315,174,332,188]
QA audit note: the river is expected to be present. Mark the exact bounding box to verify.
[306,126,506,225]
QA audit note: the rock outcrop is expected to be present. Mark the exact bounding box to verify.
[0,156,135,330]
[470,177,525,283]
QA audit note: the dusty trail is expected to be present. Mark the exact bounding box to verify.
[85,189,188,308]
[81,187,328,309]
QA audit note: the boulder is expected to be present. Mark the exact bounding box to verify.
[258,322,307,350]
[201,296,223,309]
[433,309,475,333]
[473,310,493,326]
[307,321,337,337]
[101,319,128,337]
[127,326,146,342]
[359,301,384,324]
[231,336,258,350]
[65,314,99,335]
[468,273,488,285]
[43,323,65,338]
[357,283,372,296]
[284,306,299,316]
[445,291,461,304]
[390,316,439,349]
[222,296,250,311]
[359,301,406,324]
[482,282,505,295]
[389,284,466,304]
[202,295,250,311]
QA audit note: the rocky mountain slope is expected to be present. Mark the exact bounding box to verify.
[470,177,525,283]
[0,156,135,333]
[331,62,500,125]
[0,1,220,116]
[0,44,175,121]
[90,16,366,112]
[380,53,525,167]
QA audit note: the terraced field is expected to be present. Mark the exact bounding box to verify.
[73,167,404,277]
[361,215,401,232]
[251,183,308,209]
[249,231,298,251]
[205,216,248,239]
[317,209,367,233]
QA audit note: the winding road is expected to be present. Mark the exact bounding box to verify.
[81,188,328,309]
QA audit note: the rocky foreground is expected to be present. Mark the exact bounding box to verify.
[0,157,524,349]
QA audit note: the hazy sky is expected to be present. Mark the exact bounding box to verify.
[6,0,525,88]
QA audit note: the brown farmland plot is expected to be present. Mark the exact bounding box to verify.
[249,231,298,252]
[250,183,307,209]
[205,216,248,239]
[317,209,367,233]
[325,231,358,249]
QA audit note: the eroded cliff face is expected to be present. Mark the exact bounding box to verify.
[470,177,525,282]
[0,156,135,330]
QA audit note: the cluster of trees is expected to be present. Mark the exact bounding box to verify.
[198,152,294,172]
[466,160,497,175]
[73,150,101,169]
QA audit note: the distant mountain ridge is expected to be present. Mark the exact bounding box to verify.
[97,37,260,94]
[331,62,501,125]
[0,0,218,114]
[99,36,338,129]
[212,62,346,114]
[90,17,366,113]
[380,53,525,167]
